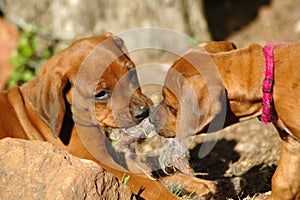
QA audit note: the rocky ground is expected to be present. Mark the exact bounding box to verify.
[0,138,134,200]
[185,120,280,199]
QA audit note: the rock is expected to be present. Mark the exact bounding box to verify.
[227,0,300,47]
[0,137,134,200]
[0,18,18,90]
[3,0,211,41]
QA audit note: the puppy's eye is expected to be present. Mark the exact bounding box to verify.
[94,89,110,102]
[166,104,177,115]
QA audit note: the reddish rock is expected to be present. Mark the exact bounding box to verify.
[0,138,134,200]
[0,18,18,90]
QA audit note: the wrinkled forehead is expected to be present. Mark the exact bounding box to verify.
[163,64,184,98]
[73,36,133,94]
[110,36,130,59]
[74,34,128,60]
[163,52,199,94]
[82,36,131,69]
[94,36,128,60]
[165,44,219,83]
[163,46,218,98]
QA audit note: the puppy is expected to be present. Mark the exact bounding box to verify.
[0,33,176,199]
[150,41,300,199]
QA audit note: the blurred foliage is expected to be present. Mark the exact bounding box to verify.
[8,29,57,88]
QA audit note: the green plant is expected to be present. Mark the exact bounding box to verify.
[121,173,130,184]
[8,29,54,88]
[167,184,195,199]
[182,190,195,200]
[174,186,183,196]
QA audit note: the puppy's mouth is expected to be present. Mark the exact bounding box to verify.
[105,117,157,152]
[103,117,200,179]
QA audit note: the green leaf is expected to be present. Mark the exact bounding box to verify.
[174,187,182,196]
[32,37,39,49]
[111,140,118,146]
[7,71,20,88]
[42,49,52,59]
[18,34,29,48]
[22,69,35,82]
[121,173,130,184]
[6,28,54,88]
[10,53,27,68]
[183,191,195,200]
[20,45,34,58]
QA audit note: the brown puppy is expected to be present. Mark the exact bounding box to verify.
[151,41,300,199]
[0,33,177,199]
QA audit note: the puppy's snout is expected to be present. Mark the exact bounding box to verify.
[133,105,149,122]
[149,105,159,124]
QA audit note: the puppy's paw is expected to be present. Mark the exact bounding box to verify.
[159,173,217,199]
[184,177,217,198]
[253,191,271,200]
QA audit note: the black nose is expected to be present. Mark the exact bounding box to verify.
[133,105,149,122]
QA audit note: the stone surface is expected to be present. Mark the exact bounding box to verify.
[2,0,211,41]
[228,0,300,47]
[0,18,18,90]
[0,137,134,200]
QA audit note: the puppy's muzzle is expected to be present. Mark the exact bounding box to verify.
[149,105,159,124]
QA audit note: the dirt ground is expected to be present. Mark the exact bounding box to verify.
[185,120,280,199]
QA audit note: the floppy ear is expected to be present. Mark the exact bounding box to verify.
[29,54,69,138]
[111,36,130,58]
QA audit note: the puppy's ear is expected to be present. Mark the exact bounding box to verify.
[199,41,237,53]
[29,54,69,138]
[111,36,130,58]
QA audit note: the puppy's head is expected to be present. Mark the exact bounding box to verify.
[29,33,152,139]
[150,41,236,138]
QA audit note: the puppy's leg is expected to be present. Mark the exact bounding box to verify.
[159,173,217,198]
[268,135,300,200]
[112,170,179,200]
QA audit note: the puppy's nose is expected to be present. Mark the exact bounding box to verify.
[133,105,149,122]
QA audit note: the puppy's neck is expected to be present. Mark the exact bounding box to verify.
[211,44,265,122]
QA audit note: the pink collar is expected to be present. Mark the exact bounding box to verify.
[261,44,277,124]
